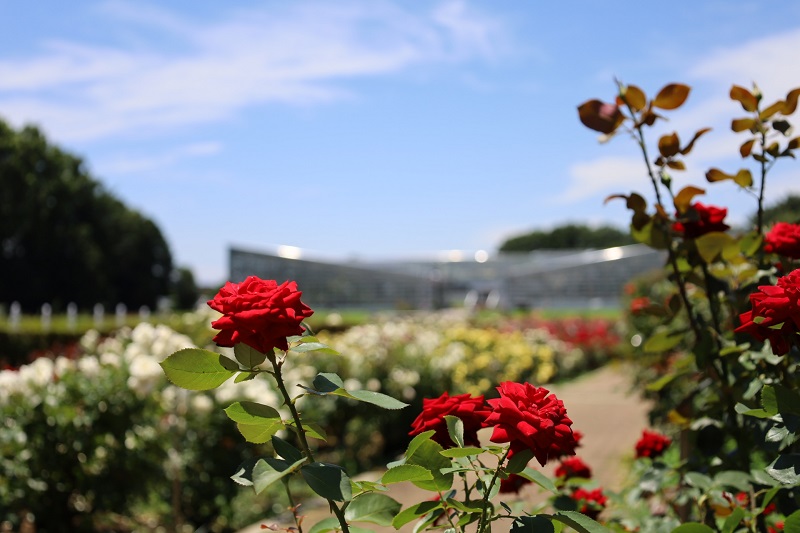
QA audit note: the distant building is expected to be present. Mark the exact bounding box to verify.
[229,244,666,310]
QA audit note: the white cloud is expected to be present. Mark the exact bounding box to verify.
[560,156,649,203]
[0,0,504,142]
[95,141,222,175]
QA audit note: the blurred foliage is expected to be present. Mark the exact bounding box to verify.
[0,119,175,313]
[498,223,634,252]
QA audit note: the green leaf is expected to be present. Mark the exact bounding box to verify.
[391,501,443,529]
[714,471,752,492]
[344,493,401,526]
[233,343,267,368]
[301,462,353,502]
[440,447,484,458]
[506,448,534,474]
[406,430,435,457]
[670,524,715,533]
[684,472,712,490]
[695,231,736,263]
[271,435,304,463]
[445,415,465,447]
[345,389,408,410]
[552,511,611,532]
[313,372,345,392]
[252,457,305,495]
[236,419,285,443]
[234,371,257,383]
[407,439,454,492]
[289,341,339,355]
[721,507,745,533]
[766,454,800,485]
[511,516,555,532]
[519,467,558,494]
[230,457,260,486]
[784,509,800,533]
[224,401,281,424]
[159,348,239,390]
[381,464,433,485]
[308,517,339,533]
[644,329,685,353]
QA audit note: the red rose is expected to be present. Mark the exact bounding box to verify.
[765,222,800,259]
[208,277,314,353]
[485,382,578,466]
[555,456,592,480]
[629,296,651,315]
[635,429,671,459]
[499,473,531,494]
[571,487,607,520]
[735,269,800,355]
[672,202,730,239]
[409,392,490,448]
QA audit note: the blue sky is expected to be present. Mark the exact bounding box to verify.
[2,1,800,285]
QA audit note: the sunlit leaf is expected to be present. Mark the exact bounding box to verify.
[783,88,800,115]
[658,132,681,157]
[252,457,305,495]
[653,83,690,110]
[695,232,736,263]
[224,401,281,424]
[620,84,646,111]
[160,348,239,390]
[731,85,758,112]
[705,168,753,187]
[673,186,705,214]
[766,454,800,485]
[344,493,401,526]
[760,100,785,120]
[381,465,433,485]
[739,139,755,157]
[681,127,712,155]
[732,118,757,132]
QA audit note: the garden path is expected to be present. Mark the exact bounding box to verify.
[239,362,652,533]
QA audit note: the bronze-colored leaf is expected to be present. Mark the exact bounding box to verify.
[627,192,648,214]
[706,168,753,188]
[766,142,780,157]
[733,169,753,187]
[667,160,686,170]
[760,100,785,120]
[654,156,666,166]
[784,88,800,115]
[731,118,756,132]
[680,127,712,155]
[653,83,691,110]
[674,186,705,214]
[620,84,647,111]
[730,85,758,112]
[639,109,659,126]
[788,136,800,150]
[658,132,681,157]
[603,193,628,205]
[577,99,624,134]
[739,139,755,158]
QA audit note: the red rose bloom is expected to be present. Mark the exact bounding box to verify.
[499,473,531,494]
[409,392,490,448]
[672,202,730,239]
[571,488,607,520]
[765,222,800,259]
[635,429,672,459]
[208,277,314,353]
[555,456,592,480]
[485,382,578,466]
[629,296,651,315]
[735,269,800,355]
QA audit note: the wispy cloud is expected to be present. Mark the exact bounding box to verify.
[96,141,222,175]
[0,0,504,142]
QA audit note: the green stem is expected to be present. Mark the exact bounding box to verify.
[476,447,511,533]
[270,352,351,533]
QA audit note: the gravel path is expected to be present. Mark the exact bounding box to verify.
[240,362,652,532]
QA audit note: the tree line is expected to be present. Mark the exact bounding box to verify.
[0,118,197,312]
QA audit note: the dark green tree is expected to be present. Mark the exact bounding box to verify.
[751,193,800,226]
[0,119,174,311]
[498,222,633,252]
[171,267,200,310]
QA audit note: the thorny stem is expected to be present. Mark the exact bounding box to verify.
[476,447,511,533]
[631,123,703,346]
[270,352,351,533]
